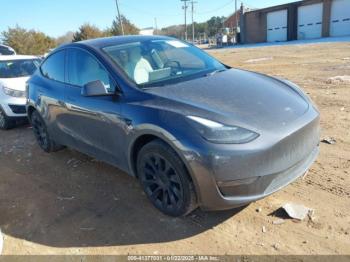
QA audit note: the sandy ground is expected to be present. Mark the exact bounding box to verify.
[0,41,349,255]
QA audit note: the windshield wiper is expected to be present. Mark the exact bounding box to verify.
[140,69,227,89]
[205,69,226,77]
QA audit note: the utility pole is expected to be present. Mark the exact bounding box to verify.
[235,0,238,30]
[181,0,190,41]
[191,0,197,43]
[154,17,158,34]
[115,0,125,35]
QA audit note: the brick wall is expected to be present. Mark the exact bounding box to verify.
[241,0,333,44]
[224,12,241,28]
[243,11,267,43]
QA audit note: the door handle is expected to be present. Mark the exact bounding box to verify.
[57,100,65,107]
[123,118,132,126]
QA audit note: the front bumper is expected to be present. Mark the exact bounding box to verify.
[0,95,27,118]
[207,146,318,210]
[177,107,320,211]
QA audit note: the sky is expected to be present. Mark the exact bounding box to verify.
[1,0,293,38]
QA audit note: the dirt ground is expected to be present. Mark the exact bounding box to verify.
[0,41,349,255]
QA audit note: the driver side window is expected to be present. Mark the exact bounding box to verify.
[67,48,114,92]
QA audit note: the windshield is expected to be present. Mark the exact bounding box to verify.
[0,46,15,55]
[102,39,226,87]
[0,59,41,78]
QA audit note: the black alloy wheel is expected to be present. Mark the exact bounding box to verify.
[137,139,197,216]
[30,110,63,152]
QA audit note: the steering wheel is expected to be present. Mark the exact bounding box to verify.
[164,60,182,76]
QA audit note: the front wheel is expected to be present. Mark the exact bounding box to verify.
[30,110,64,152]
[0,109,15,130]
[137,139,197,216]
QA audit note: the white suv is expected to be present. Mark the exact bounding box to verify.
[0,45,16,55]
[0,55,41,129]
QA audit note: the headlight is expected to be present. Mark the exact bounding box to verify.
[187,116,259,144]
[2,86,26,98]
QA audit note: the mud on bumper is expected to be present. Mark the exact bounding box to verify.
[197,146,319,211]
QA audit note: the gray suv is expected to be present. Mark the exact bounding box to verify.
[26,36,320,216]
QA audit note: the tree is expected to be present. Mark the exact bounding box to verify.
[160,25,183,39]
[1,25,56,55]
[207,16,226,36]
[108,15,139,36]
[73,23,106,42]
[159,16,226,40]
[56,31,74,46]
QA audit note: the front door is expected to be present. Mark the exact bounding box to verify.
[61,47,125,167]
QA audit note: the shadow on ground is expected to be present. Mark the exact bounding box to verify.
[0,127,242,247]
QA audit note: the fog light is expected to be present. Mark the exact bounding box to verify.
[217,177,260,188]
[218,176,262,197]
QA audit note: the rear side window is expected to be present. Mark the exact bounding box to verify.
[40,50,65,82]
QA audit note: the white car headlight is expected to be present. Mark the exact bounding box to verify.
[2,86,25,98]
[187,116,259,144]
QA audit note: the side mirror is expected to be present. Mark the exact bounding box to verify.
[81,80,109,97]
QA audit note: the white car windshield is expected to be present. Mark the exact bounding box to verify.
[0,45,16,55]
[103,39,226,87]
[0,59,41,78]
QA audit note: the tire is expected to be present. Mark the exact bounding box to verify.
[137,139,197,217]
[0,108,15,130]
[30,110,64,152]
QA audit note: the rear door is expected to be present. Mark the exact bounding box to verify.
[61,47,125,166]
[37,50,67,141]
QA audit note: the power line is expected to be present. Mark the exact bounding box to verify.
[196,0,234,15]
[119,1,182,17]
[116,0,246,32]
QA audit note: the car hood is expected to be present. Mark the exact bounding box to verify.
[0,77,30,91]
[145,69,309,131]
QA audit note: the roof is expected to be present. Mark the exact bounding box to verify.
[224,10,240,22]
[0,44,14,49]
[71,35,172,49]
[0,55,38,61]
[225,7,255,21]
[244,1,302,14]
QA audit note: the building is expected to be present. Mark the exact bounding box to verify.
[218,7,253,45]
[224,11,241,29]
[224,7,253,29]
[240,0,350,44]
[139,27,155,36]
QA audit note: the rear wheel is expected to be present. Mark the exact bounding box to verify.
[0,109,15,130]
[30,110,64,152]
[137,139,197,216]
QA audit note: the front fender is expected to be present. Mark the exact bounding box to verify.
[127,124,179,176]
[127,124,204,204]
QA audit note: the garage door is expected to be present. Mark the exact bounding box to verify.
[330,0,350,37]
[298,3,323,40]
[267,10,288,42]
